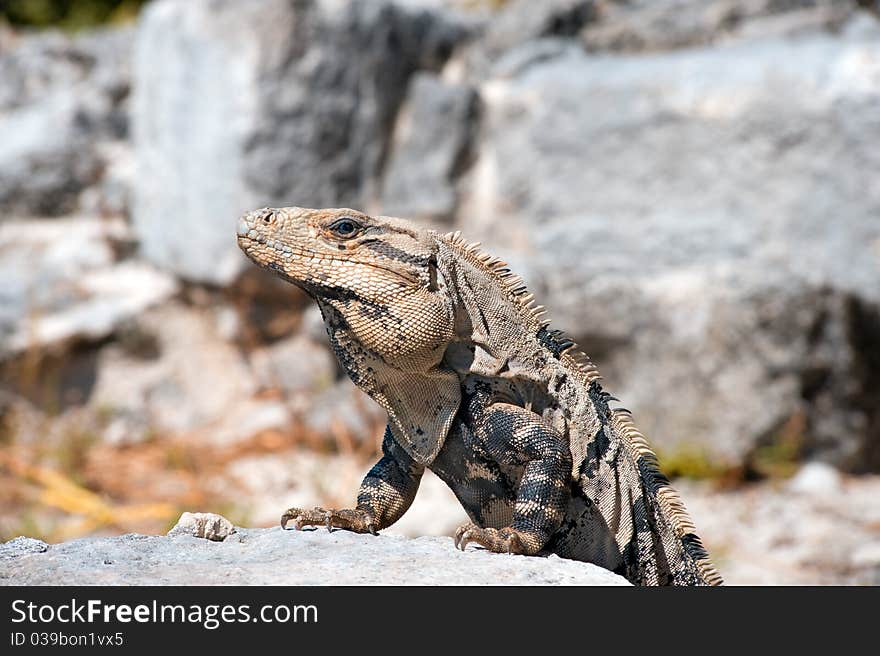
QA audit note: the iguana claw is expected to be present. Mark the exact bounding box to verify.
[280,507,378,535]
[453,523,529,555]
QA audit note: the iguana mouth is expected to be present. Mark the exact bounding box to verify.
[238,231,420,286]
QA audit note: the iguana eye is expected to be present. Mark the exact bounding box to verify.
[327,217,361,239]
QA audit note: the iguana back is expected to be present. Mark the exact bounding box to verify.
[434,231,721,585]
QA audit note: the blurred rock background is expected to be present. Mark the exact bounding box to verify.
[1,0,878,584]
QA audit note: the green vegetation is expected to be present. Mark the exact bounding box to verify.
[744,412,806,480]
[657,444,731,481]
[659,412,808,483]
[747,433,803,480]
[659,435,805,484]
[0,0,148,31]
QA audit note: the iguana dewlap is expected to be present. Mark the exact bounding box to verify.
[236,206,722,586]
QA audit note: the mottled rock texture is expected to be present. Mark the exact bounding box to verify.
[1,0,879,498]
[131,0,472,284]
[1,524,629,585]
[0,27,131,217]
[456,24,880,470]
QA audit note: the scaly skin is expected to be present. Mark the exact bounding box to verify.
[236,206,723,586]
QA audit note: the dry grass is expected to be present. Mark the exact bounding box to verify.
[0,395,384,543]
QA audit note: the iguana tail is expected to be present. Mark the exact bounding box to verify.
[582,408,723,586]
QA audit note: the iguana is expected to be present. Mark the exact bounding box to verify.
[236,206,723,586]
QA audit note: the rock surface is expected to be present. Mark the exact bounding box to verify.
[679,468,880,585]
[380,72,478,222]
[132,0,471,284]
[3,0,880,587]
[581,0,858,53]
[0,524,629,586]
[220,452,467,533]
[88,302,257,439]
[0,27,132,217]
[0,537,49,560]
[13,0,868,470]
[457,25,880,469]
[166,512,236,541]
[219,448,880,586]
[0,217,177,356]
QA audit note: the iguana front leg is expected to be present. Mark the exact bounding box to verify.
[455,402,571,555]
[282,425,424,534]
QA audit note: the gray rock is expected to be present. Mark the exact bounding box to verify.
[0,28,132,217]
[581,0,859,53]
[0,218,177,356]
[457,31,880,468]
[249,334,336,397]
[167,512,236,541]
[488,0,597,46]
[223,448,469,536]
[220,449,373,527]
[787,462,842,496]
[850,542,880,574]
[77,140,134,218]
[679,474,880,584]
[88,302,257,438]
[0,536,48,560]
[301,304,329,343]
[466,0,596,66]
[0,96,101,217]
[0,27,131,122]
[209,399,291,446]
[0,527,628,585]
[381,73,478,222]
[132,0,470,284]
[302,380,386,443]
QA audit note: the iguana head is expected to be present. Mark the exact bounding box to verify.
[237,206,437,302]
[237,206,460,464]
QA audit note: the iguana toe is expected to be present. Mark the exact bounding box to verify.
[454,523,531,555]
[281,507,377,534]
